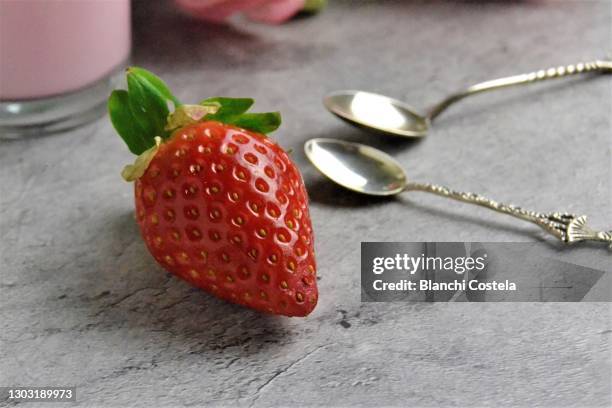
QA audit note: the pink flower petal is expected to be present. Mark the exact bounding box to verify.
[175,0,268,23]
[245,0,305,24]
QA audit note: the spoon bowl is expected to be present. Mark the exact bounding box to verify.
[304,138,407,196]
[323,91,429,138]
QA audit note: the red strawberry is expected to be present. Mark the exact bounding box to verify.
[108,67,317,316]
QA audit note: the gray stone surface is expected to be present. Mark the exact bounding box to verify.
[1,0,611,406]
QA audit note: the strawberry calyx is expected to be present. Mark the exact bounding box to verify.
[165,104,220,132]
[121,136,162,182]
[108,67,282,179]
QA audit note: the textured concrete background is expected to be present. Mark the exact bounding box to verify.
[1,0,611,406]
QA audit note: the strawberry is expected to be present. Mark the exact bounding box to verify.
[108,67,317,317]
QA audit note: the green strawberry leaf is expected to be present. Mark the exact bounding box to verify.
[200,97,254,119]
[233,112,282,134]
[127,72,170,142]
[200,97,281,134]
[128,67,181,107]
[108,90,150,154]
[109,67,181,155]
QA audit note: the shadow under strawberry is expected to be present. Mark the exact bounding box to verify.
[74,210,295,359]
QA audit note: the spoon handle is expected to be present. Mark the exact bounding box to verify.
[427,60,612,122]
[405,182,612,247]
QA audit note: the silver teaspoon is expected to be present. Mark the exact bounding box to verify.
[304,138,612,247]
[324,60,612,138]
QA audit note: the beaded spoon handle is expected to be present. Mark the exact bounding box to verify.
[427,60,612,121]
[405,182,612,247]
